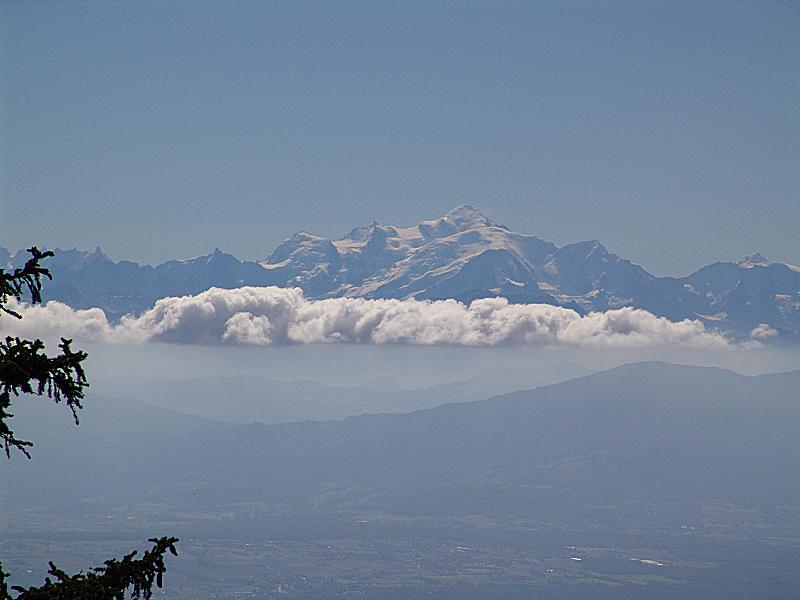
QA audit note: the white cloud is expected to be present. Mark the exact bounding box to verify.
[750,323,779,339]
[0,301,117,343]
[0,287,732,349]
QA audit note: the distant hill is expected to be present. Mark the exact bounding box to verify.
[147,362,800,516]
[4,205,799,338]
[110,362,588,425]
[6,362,799,518]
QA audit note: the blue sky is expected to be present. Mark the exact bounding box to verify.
[1,0,798,276]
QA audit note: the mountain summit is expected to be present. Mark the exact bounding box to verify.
[737,253,769,268]
[417,204,506,237]
[5,206,799,339]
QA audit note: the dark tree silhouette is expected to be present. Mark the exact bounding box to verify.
[0,247,88,458]
[0,248,178,599]
[1,537,179,600]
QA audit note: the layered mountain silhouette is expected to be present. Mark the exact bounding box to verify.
[107,362,587,425]
[4,205,799,338]
[7,362,800,517]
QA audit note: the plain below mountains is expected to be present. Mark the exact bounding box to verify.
[3,205,799,339]
[4,362,800,599]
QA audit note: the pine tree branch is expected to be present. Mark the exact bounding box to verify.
[2,537,179,600]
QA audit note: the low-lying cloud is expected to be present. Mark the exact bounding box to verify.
[1,286,733,349]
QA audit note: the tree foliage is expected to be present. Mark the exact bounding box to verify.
[0,335,88,458]
[0,248,178,599]
[0,538,179,600]
[0,247,53,317]
[0,247,89,458]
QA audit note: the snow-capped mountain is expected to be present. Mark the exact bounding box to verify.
[3,205,799,339]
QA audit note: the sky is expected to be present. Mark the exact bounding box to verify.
[1,0,798,277]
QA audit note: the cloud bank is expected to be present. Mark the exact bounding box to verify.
[1,286,732,349]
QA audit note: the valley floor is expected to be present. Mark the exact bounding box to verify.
[4,504,799,600]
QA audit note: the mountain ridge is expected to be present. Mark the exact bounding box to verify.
[7,361,799,513]
[3,205,799,339]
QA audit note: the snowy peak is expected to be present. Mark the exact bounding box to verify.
[417,204,505,240]
[333,205,505,264]
[265,232,339,266]
[248,209,798,339]
[12,205,798,341]
[11,246,113,271]
[737,253,769,268]
[167,248,239,267]
[558,240,609,259]
[441,204,501,230]
[341,221,395,243]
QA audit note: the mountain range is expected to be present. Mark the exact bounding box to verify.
[3,205,799,339]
